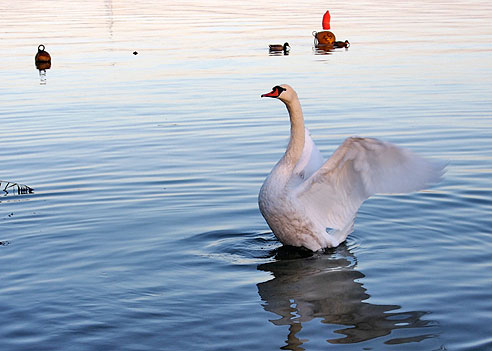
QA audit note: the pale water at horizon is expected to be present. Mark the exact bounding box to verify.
[1,1,492,350]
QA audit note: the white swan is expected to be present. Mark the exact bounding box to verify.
[259,84,444,251]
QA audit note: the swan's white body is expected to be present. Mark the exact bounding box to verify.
[259,84,444,251]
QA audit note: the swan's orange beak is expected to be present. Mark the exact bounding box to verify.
[261,86,285,98]
[261,89,279,98]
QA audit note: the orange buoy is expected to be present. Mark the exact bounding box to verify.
[313,30,336,46]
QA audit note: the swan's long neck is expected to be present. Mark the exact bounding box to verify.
[282,96,305,167]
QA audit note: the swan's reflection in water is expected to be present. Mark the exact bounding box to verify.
[257,245,436,349]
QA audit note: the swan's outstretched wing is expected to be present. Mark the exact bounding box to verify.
[294,137,444,230]
[290,128,324,186]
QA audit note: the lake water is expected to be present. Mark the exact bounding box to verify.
[2,0,492,350]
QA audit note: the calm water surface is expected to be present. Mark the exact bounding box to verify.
[2,0,492,350]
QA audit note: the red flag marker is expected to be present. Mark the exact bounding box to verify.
[322,11,331,30]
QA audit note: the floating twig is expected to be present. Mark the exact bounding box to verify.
[0,180,33,195]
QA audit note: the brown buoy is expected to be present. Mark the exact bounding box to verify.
[35,45,51,84]
[35,44,51,65]
[313,31,336,46]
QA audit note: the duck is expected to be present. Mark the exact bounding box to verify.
[269,42,290,54]
[334,40,350,48]
[259,84,444,251]
[35,44,51,63]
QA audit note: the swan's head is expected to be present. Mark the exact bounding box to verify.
[261,84,298,104]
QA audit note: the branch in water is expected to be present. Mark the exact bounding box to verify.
[0,180,34,195]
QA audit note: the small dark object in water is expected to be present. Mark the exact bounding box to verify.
[0,240,10,247]
[133,51,138,55]
[269,42,290,55]
[35,44,51,63]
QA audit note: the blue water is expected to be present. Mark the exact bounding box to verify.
[2,1,492,350]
